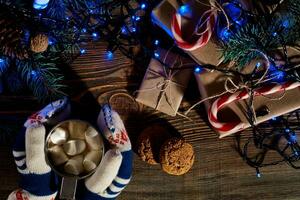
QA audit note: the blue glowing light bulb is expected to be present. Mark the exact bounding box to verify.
[141,3,146,9]
[272,32,278,37]
[154,40,159,46]
[154,52,160,58]
[82,28,87,33]
[269,64,277,72]
[135,16,141,21]
[256,168,261,178]
[271,117,277,121]
[194,66,202,74]
[256,62,261,68]
[282,19,289,28]
[273,70,285,81]
[290,133,297,143]
[48,38,54,45]
[33,0,49,10]
[256,172,261,178]
[220,28,231,41]
[121,26,127,34]
[285,128,291,133]
[178,4,192,18]
[224,3,242,22]
[235,19,245,26]
[132,27,136,32]
[31,70,38,79]
[106,51,114,60]
[80,49,86,54]
[92,32,98,38]
[0,58,8,72]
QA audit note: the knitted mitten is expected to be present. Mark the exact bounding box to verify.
[82,104,133,200]
[8,98,70,200]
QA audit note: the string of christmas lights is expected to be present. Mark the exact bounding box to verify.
[151,0,300,176]
[0,0,161,101]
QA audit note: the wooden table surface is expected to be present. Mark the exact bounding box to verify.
[1,41,300,200]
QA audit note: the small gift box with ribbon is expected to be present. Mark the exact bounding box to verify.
[136,48,194,116]
[194,61,300,138]
[152,0,252,66]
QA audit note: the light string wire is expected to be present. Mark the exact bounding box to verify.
[164,0,300,174]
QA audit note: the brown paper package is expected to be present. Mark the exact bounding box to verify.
[136,48,193,116]
[195,51,300,138]
[153,0,300,137]
[152,0,252,66]
[152,0,223,66]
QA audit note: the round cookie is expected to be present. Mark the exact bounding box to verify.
[137,125,171,165]
[160,138,194,175]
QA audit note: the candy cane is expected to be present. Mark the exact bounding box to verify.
[208,81,300,138]
[171,9,217,51]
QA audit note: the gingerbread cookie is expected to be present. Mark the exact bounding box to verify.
[160,138,194,175]
[137,125,171,165]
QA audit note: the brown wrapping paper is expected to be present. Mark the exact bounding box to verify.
[152,0,251,66]
[152,0,222,66]
[195,57,300,137]
[136,48,193,116]
[153,0,300,136]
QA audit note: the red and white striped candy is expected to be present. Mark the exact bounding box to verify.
[208,81,300,138]
[171,9,217,51]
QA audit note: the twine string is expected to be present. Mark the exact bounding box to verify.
[134,47,191,115]
[184,49,286,119]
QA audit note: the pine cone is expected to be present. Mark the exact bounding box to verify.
[0,17,28,59]
[30,33,49,53]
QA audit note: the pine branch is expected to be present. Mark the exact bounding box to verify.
[47,0,66,20]
[16,56,66,102]
[222,20,275,69]
[221,0,300,70]
[0,56,10,74]
[0,0,30,8]
[65,0,87,11]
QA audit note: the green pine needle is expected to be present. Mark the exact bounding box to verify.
[221,0,300,70]
[16,56,66,103]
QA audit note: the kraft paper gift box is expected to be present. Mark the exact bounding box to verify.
[195,54,300,138]
[152,0,222,66]
[153,0,300,136]
[136,48,193,116]
[152,0,252,67]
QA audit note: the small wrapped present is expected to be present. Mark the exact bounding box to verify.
[152,0,251,66]
[136,48,194,116]
[195,51,300,138]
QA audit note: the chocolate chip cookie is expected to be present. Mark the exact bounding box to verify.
[160,138,194,175]
[137,125,171,165]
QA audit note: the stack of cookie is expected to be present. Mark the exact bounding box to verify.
[137,125,195,175]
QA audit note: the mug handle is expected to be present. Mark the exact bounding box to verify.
[60,177,78,200]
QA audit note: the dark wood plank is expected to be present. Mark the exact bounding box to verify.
[1,41,300,200]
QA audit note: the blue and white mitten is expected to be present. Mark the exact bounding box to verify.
[82,104,133,200]
[8,98,70,200]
